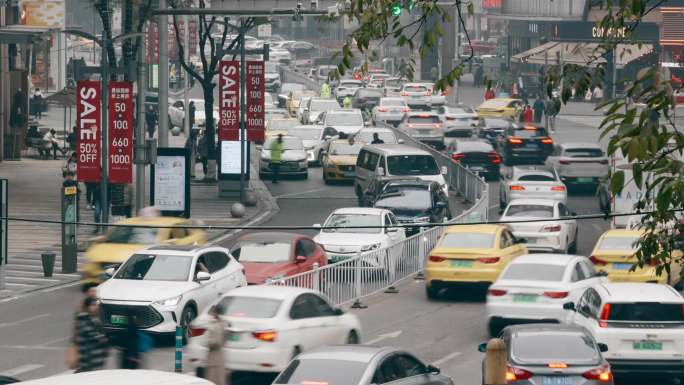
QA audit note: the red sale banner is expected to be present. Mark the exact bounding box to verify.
[108,82,134,184]
[76,80,101,183]
[219,60,240,141]
[246,60,265,142]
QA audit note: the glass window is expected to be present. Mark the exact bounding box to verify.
[275,359,367,385]
[403,85,428,93]
[504,204,554,218]
[290,294,316,319]
[439,232,495,249]
[375,189,432,211]
[298,239,317,257]
[571,263,586,282]
[597,236,639,250]
[114,254,191,281]
[325,112,364,126]
[232,241,292,263]
[105,227,159,244]
[502,264,566,282]
[579,260,596,278]
[306,294,336,317]
[393,355,426,377]
[517,174,555,182]
[356,150,369,168]
[364,152,380,170]
[375,359,403,384]
[500,231,514,248]
[510,331,601,366]
[329,142,364,156]
[204,252,230,273]
[387,155,440,176]
[564,148,604,157]
[322,213,382,234]
[217,296,282,318]
[607,303,684,322]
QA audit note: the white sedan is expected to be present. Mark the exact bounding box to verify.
[485,253,608,336]
[184,286,361,374]
[500,199,578,253]
[499,166,567,211]
[371,97,410,126]
[544,142,610,187]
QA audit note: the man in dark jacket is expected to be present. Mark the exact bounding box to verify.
[188,101,196,132]
[145,106,158,139]
[533,98,545,123]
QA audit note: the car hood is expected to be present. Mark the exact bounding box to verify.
[86,243,148,264]
[314,232,385,247]
[265,73,280,80]
[261,149,307,161]
[327,155,358,166]
[302,139,319,149]
[376,205,429,217]
[241,262,299,284]
[98,278,196,302]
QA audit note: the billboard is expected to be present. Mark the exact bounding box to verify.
[218,60,240,141]
[76,80,101,183]
[108,82,134,184]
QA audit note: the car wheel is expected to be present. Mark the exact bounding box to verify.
[180,305,197,344]
[292,346,302,360]
[323,172,330,185]
[487,319,502,338]
[426,284,440,300]
[346,330,360,344]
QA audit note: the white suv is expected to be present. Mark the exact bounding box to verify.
[98,245,246,340]
[564,282,684,379]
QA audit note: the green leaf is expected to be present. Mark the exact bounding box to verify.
[611,170,625,195]
[633,162,643,189]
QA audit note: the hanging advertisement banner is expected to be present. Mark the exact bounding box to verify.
[108,81,134,184]
[218,60,240,141]
[246,60,265,142]
[76,80,101,183]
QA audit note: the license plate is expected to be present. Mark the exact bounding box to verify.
[228,333,241,342]
[525,143,538,148]
[469,166,484,171]
[451,260,473,268]
[612,263,632,270]
[634,341,662,350]
[513,294,538,303]
[343,172,355,178]
[110,315,128,325]
[329,255,349,263]
[541,376,574,385]
[576,177,595,183]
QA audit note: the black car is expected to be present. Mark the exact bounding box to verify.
[358,176,424,207]
[352,88,384,110]
[478,117,514,145]
[495,123,554,165]
[372,180,451,235]
[448,139,501,180]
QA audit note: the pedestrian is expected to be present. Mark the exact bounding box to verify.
[204,304,228,385]
[270,134,284,184]
[189,101,196,132]
[119,311,141,369]
[371,133,384,144]
[484,87,495,100]
[546,97,560,133]
[343,95,352,108]
[43,129,66,159]
[63,152,77,179]
[67,126,77,152]
[198,131,209,177]
[522,104,534,123]
[66,283,100,371]
[122,184,133,218]
[31,88,44,119]
[9,88,26,130]
[75,297,108,372]
[474,65,484,88]
[145,106,158,139]
[533,97,545,123]
[321,81,331,99]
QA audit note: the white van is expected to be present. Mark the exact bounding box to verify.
[18,370,213,385]
[354,144,448,198]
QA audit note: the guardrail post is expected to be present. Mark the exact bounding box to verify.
[484,338,507,385]
[312,262,320,292]
[384,247,398,294]
[350,253,367,309]
[415,233,426,280]
[174,325,183,372]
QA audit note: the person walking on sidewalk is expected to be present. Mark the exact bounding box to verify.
[75,297,108,372]
[484,87,495,100]
[522,104,534,123]
[270,134,284,184]
[533,97,545,123]
[43,129,66,159]
[198,131,209,177]
[189,101,197,132]
[31,88,44,119]
[145,106,158,139]
[205,304,228,385]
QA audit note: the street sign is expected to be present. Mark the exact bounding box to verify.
[76,80,102,183]
[246,60,265,142]
[108,82,134,184]
[219,60,240,141]
[150,147,191,218]
[550,21,659,43]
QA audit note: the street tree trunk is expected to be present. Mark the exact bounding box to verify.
[203,81,217,180]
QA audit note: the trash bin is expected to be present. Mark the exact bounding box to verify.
[41,252,56,277]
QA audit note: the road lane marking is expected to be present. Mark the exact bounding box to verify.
[0,345,64,351]
[432,352,462,367]
[210,210,272,244]
[365,330,402,345]
[41,336,70,346]
[0,364,44,376]
[0,313,51,329]
[275,188,326,199]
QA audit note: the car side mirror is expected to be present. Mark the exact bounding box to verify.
[376,167,386,176]
[563,302,576,311]
[295,255,307,263]
[104,267,116,277]
[441,166,448,175]
[598,343,609,353]
[426,364,440,375]
[196,271,211,282]
[333,308,344,316]
[477,342,488,353]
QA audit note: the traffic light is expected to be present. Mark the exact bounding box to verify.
[391,1,415,16]
[391,2,402,16]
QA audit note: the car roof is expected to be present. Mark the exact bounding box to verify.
[362,143,432,156]
[235,232,301,243]
[116,216,189,226]
[560,142,603,150]
[18,370,214,385]
[226,285,317,300]
[299,345,395,362]
[332,207,386,215]
[596,283,683,302]
[510,253,579,266]
[508,198,559,206]
[358,127,393,133]
[505,323,591,335]
[444,224,504,234]
[407,111,439,117]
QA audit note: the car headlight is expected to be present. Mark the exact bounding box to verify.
[361,242,382,252]
[154,295,183,307]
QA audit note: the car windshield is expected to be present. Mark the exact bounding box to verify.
[380,99,406,107]
[375,189,432,210]
[323,213,381,234]
[510,332,601,366]
[404,85,428,92]
[505,204,554,218]
[105,226,159,244]
[502,263,566,281]
[310,100,340,111]
[564,148,604,157]
[607,303,684,322]
[517,174,555,182]
[598,236,639,250]
[286,128,323,141]
[515,128,547,138]
[275,359,367,385]
[355,131,397,144]
[480,99,510,108]
[387,155,440,176]
[232,241,291,263]
[114,254,191,281]
[217,296,282,319]
[329,142,364,155]
[339,81,361,88]
[408,116,440,124]
[357,90,383,98]
[326,113,363,126]
[439,232,495,248]
[265,137,304,150]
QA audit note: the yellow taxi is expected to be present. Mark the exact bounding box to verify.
[425,224,527,298]
[590,229,682,288]
[321,138,366,184]
[81,216,207,285]
[475,98,523,119]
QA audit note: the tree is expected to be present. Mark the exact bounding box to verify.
[333,0,684,278]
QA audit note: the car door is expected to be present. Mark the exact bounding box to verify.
[287,294,335,350]
[569,288,600,330]
[557,203,577,244]
[190,255,217,310]
[204,251,241,296]
[499,229,524,260]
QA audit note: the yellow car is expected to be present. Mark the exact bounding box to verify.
[590,229,683,288]
[81,216,207,285]
[425,224,527,298]
[475,98,523,119]
[321,138,365,183]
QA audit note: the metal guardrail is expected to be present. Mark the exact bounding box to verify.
[281,68,320,91]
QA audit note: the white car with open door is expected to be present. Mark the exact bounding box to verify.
[500,199,578,253]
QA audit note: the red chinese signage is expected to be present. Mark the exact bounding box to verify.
[483,0,502,9]
[108,82,134,184]
[246,61,265,142]
[219,60,240,141]
[76,80,101,183]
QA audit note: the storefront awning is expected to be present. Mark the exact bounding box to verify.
[0,25,56,45]
[511,42,653,69]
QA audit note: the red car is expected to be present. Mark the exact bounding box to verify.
[230,232,328,285]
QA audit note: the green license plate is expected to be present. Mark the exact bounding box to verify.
[228,333,241,342]
[513,294,538,303]
[110,315,128,325]
[576,177,595,183]
[634,341,662,350]
[451,260,474,268]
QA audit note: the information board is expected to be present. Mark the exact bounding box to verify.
[108,82,134,184]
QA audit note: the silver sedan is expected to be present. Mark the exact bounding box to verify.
[372,97,410,126]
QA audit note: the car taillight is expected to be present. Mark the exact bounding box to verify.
[559,159,571,165]
[589,255,607,266]
[551,185,566,191]
[252,330,277,342]
[506,366,533,382]
[401,92,409,96]
[377,107,388,112]
[452,153,466,162]
[424,91,431,96]
[548,362,568,369]
[508,137,523,145]
[542,225,562,232]
[488,152,501,164]
[582,365,613,382]
[599,303,611,328]
[189,327,206,337]
[487,288,507,296]
[510,185,525,191]
[446,116,455,120]
[478,256,500,264]
[429,255,446,262]
[541,137,554,145]
[543,291,569,299]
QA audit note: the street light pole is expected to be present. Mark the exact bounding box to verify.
[239,18,246,204]
[100,3,110,227]
[158,0,169,148]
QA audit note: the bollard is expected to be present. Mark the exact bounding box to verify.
[350,256,367,309]
[175,325,183,373]
[41,252,56,277]
[384,248,398,294]
[484,338,507,385]
[312,262,320,292]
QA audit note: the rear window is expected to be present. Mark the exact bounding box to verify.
[387,155,440,176]
[357,89,383,98]
[517,174,555,182]
[598,236,639,250]
[217,296,282,319]
[275,359,367,385]
[404,85,428,92]
[502,264,566,281]
[514,128,547,138]
[510,332,601,366]
[564,148,604,158]
[439,232,495,249]
[608,303,684,322]
[408,116,440,124]
[505,204,554,218]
